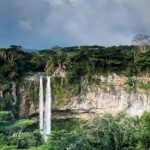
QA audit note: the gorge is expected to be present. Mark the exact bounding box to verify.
[22,73,150,120]
[0,45,150,149]
[0,45,150,120]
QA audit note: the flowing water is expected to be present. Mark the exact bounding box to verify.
[39,76,52,141]
[39,76,44,134]
[45,76,51,141]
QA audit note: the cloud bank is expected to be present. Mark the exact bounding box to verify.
[0,0,150,49]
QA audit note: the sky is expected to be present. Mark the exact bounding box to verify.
[0,0,150,49]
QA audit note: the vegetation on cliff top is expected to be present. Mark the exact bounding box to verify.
[0,45,150,83]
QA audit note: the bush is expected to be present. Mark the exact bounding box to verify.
[12,119,37,132]
[0,134,7,145]
[42,113,139,150]
[10,130,43,149]
[0,145,17,150]
[0,111,13,121]
[68,113,139,150]
[45,130,77,150]
[135,112,150,150]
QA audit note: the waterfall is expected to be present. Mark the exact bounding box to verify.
[45,76,52,140]
[39,76,44,134]
[39,76,52,141]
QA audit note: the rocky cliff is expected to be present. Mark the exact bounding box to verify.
[0,73,150,120]
[60,74,150,119]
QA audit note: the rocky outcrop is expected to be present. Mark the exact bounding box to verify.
[62,86,150,118]
[0,73,150,120]
[60,74,150,119]
[19,81,39,118]
[10,81,17,105]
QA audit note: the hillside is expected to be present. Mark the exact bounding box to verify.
[0,45,150,118]
[0,45,150,149]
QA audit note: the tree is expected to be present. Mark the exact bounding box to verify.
[46,113,138,150]
[136,112,150,150]
[133,34,150,53]
[132,34,150,76]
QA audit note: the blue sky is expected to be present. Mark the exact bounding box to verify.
[0,0,150,49]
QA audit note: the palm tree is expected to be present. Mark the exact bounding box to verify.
[44,51,68,85]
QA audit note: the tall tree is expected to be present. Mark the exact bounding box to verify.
[132,34,150,82]
[133,34,150,53]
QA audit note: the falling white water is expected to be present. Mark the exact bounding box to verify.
[39,76,44,134]
[45,76,51,140]
[39,76,52,141]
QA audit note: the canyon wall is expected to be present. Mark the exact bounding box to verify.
[59,74,150,119]
[0,73,150,119]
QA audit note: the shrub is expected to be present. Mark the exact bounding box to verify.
[135,112,150,150]
[68,113,139,150]
[0,111,13,121]
[43,113,139,150]
[44,130,78,150]
[10,130,43,149]
[12,119,37,132]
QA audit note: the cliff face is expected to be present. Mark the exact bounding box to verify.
[19,81,38,118]
[0,73,150,119]
[65,75,149,115]
[0,75,39,118]
[62,86,150,119]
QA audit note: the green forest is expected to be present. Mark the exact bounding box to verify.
[0,45,150,149]
[1,45,150,82]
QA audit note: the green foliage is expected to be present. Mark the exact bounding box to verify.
[135,112,150,150]
[0,111,13,121]
[0,134,8,145]
[52,119,82,132]
[1,45,150,114]
[0,114,42,149]
[0,45,150,149]
[0,145,17,150]
[136,82,150,90]
[67,113,139,150]
[0,46,150,81]
[11,130,42,149]
[0,95,14,112]
[0,112,150,149]
[14,119,35,127]
[12,119,37,132]
[1,45,149,83]
[0,119,36,134]
[44,130,78,150]
[40,113,140,150]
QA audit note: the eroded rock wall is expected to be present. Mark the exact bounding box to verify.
[63,86,150,118]
[0,73,150,119]
[61,74,150,119]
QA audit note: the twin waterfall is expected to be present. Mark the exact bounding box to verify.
[39,76,52,141]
